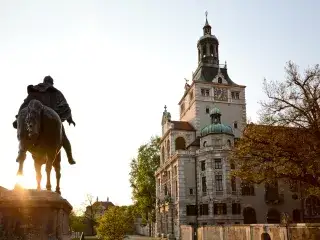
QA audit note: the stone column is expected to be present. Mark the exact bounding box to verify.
[155,208,161,237]
[167,203,175,240]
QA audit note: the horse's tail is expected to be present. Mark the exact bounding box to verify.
[25,99,43,138]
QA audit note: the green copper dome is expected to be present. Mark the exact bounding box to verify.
[201,123,233,136]
[201,107,234,136]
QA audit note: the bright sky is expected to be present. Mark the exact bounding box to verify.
[0,1,319,209]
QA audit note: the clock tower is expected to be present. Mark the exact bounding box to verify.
[178,12,247,138]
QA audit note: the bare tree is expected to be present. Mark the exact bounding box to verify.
[232,61,320,195]
[82,194,102,236]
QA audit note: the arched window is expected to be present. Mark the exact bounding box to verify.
[161,147,165,164]
[227,139,232,147]
[218,77,222,84]
[243,207,257,224]
[234,121,238,129]
[167,140,170,158]
[202,45,206,57]
[306,196,320,216]
[261,233,271,240]
[175,137,186,150]
[198,49,201,62]
[210,45,214,56]
[203,141,207,147]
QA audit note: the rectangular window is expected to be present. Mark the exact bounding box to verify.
[189,188,193,195]
[241,182,255,196]
[201,161,206,171]
[231,176,237,192]
[215,175,223,191]
[201,88,210,96]
[173,166,177,176]
[202,176,207,193]
[175,180,178,199]
[200,204,209,215]
[231,91,240,100]
[214,159,222,169]
[214,203,227,215]
[186,205,197,216]
[232,203,241,215]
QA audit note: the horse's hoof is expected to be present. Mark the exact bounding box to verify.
[16,170,23,176]
[68,158,76,165]
[55,190,61,195]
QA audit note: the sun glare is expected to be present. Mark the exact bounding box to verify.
[15,172,37,189]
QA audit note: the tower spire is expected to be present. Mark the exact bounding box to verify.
[205,11,209,25]
[203,11,211,35]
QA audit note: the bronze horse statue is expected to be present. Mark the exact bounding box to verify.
[16,99,63,194]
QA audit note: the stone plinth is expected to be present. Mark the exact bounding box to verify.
[0,187,72,240]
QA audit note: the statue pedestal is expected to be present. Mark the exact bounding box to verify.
[0,187,72,240]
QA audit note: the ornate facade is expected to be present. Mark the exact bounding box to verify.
[155,14,320,240]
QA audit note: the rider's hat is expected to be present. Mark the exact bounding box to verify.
[43,76,54,85]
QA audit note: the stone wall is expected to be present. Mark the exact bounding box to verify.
[180,224,320,240]
[180,225,194,240]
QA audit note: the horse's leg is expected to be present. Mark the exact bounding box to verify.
[16,142,27,176]
[33,156,42,190]
[54,152,61,195]
[45,153,54,191]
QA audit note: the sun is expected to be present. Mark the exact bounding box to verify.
[15,174,36,189]
[14,158,39,189]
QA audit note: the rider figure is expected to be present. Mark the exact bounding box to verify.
[13,76,76,165]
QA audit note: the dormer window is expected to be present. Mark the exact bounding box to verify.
[218,77,222,84]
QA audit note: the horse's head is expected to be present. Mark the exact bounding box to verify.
[25,100,43,140]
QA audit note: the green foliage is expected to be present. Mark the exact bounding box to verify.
[69,211,86,233]
[232,61,320,195]
[129,136,160,227]
[96,206,134,240]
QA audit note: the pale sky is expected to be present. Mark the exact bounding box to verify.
[0,1,319,209]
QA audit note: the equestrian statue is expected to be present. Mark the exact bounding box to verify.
[13,76,76,194]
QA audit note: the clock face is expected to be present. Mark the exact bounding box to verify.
[214,88,228,101]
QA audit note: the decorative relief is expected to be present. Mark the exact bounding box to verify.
[214,88,228,101]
